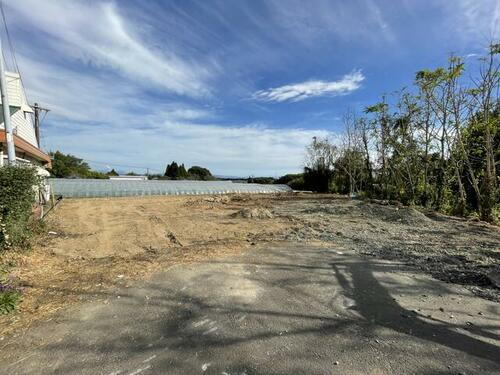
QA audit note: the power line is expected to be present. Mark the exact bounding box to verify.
[0,1,19,74]
[0,0,31,108]
[82,158,162,173]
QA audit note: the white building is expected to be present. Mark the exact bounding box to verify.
[109,175,148,181]
[0,71,51,167]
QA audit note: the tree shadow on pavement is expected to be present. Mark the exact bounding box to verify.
[330,258,500,365]
[2,244,500,374]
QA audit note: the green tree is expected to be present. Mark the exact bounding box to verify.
[165,161,189,179]
[188,166,213,180]
[179,164,189,179]
[49,151,106,179]
[164,161,179,178]
[313,43,499,221]
[304,137,336,192]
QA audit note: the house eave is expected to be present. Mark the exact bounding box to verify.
[0,132,51,167]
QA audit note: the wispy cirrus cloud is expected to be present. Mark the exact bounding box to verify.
[16,52,328,176]
[402,0,499,44]
[450,0,499,41]
[5,0,214,98]
[253,70,365,103]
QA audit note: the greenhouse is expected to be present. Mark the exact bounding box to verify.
[50,179,292,198]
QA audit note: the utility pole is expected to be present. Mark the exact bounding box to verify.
[0,36,15,164]
[33,102,49,147]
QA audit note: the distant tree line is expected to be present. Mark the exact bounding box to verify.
[163,161,214,180]
[303,44,499,222]
[49,153,147,178]
[247,174,305,190]
[49,153,218,181]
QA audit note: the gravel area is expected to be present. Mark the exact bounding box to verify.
[262,197,500,301]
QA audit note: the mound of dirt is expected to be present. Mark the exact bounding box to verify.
[232,207,274,219]
[203,195,230,204]
[387,207,431,226]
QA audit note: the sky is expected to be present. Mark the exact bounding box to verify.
[2,0,499,176]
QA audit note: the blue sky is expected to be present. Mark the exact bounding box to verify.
[3,0,499,176]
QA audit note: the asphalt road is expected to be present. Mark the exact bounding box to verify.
[2,243,499,374]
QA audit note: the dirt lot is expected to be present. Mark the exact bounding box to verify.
[1,193,499,338]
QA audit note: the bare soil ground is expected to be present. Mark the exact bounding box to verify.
[1,193,498,339]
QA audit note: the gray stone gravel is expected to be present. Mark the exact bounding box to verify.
[263,198,500,301]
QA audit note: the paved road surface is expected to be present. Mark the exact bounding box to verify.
[1,243,499,374]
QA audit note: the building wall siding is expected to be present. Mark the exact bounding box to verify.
[0,71,38,148]
[11,109,38,146]
[4,73,22,107]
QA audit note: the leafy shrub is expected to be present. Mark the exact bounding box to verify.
[275,173,303,185]
[0,165,41,251]
[288,176,306,190]
[248,177,275,184]
[303,167,333,192]
[0,265,22,314]
[274,173,308,190]
[0,281,21,315]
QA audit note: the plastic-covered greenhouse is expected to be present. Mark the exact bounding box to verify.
[50,179,292,198]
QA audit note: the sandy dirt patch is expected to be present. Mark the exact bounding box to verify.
[0,194,289,337]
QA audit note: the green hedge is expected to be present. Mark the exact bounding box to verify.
[0,166,41,251]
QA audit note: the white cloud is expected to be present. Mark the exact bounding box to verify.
[414,0,500,47]
[16,53,329,176]
[47,120,332,177]
[5,0,213,97]
[454,0,499,40]
[6,1,354,176]
[253,71,365,103]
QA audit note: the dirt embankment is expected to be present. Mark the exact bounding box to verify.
[1,193,499,338]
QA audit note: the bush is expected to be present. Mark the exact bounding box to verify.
[0,166,41,251]
[275,173,303,185]
[0,272,21,314]
[248,177,275,184]
[303,167,333,193]
[288,176,306,190]
[274,173,308,190]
